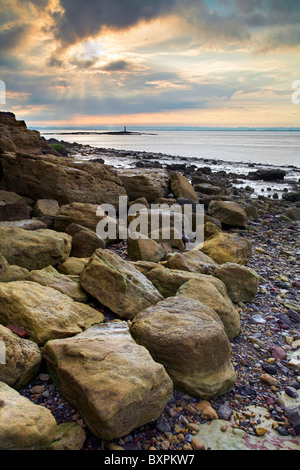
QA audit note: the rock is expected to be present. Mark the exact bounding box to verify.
[0,381,57,450]
[147,267,227,298]
[217,402,233,421]
[214,263,260,303]
[0,219,47,231]
[203,221,222,240]
[200,233,252,265]
[196,401,219,420]
[0,325,41,390]
[282,192,300,203]
[0,190,30,221]
[54,202,105,232]
[70,228,106,258]
[170,172,199,202]
[57,257,90,276]
[0,226,72,270]
[260,374,280,388]
[271,347,287,361]
[0,254,28,282]
[48,423,86,451]
[0,281,104,345]
[81,249,163,319]
[149,227,185,251]
[117,168,170,202]
[165,250,218,275]
[193,183,221,195]
[44,322,173,440]
[286,406,300,435]
[33,199,60,227]
[176,278,241,339]
[24,266,88,303]
[130,261,164,276]
[249,169,286,181]
[191,438,206,451]
[0,152,126,206]
[127,234,165,263]
[285,387,299,399]
[131,296,237,399]
[208,201,248,227]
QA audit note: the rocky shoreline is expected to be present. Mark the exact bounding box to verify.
[0,112,299,451]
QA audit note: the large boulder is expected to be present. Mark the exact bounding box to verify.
[0,254,28,282]
[117,168,170,202]
[170,172,199,202]
[0,325,41,390]
[0,190,30,221]
[214,263,260,303]
[0,281,104,345]
[131,297,237,399]
[200,233,252,265]
[44,322,173,440]
[54,203,102,232]
[33,199,60,227]
[127,233,165,263]
[0,152,126,206]
[57,257,90,276]
[208,201,248,227]
[176,279,241,339]
[24,266,88,303]
[0,226,72,270]
[165,250,217,275]
[0,382,57,450]
[80,249,163,319]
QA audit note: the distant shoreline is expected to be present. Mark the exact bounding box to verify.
[42,131,157,136]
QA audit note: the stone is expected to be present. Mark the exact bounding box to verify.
[170,172,199,202]
[249,169,286,181]
[48,423,86,451]
[0,190,30,222]
[214,263,260,303]
[260,374,280,388]
[24,266,88,303]
[0,152,126,206]
[54,202,105,232]
[0,226,72,270]
[208,201,248,227]
[130,261,164,276]
[57,257,90,276]
[203,221,222,240]
[80,249,163,319]
[0,325,41,390]
[0,381,57,450]
[0,254,28,282]
[0,281,104,345]
[71,229,106,258]
[191,438,206,451]
[33,199,60,219]
[217,402,233,421]
[44,322,173,440]
[165,250,218,275]
[131,296,237,399]
[176,278,241,339]
[200,233,252,265]
[196,401,219,420]
[0,219,47,231]
[127,234,165,263]
[117,168,170,202]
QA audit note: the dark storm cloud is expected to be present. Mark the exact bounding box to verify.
[0,24,30,54]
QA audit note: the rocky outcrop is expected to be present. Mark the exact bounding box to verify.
[0,152,126,206]
[200,233,252,265]
[0,325,41,390]
[118,168,170,202]
[0,226,72,270]
[44,322,173,440]
[214,263,260,303]
[131,297,237,399]
[0,190,30,221]
[0,281,104,345]
[208,201,248,227]
[0,381,57,450]
[80,249,163,319]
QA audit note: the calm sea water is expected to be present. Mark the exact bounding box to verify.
[41,130,300,170]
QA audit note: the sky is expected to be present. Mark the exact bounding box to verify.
[0,0,299,128]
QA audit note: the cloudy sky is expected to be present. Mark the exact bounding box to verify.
[0,0,299,127]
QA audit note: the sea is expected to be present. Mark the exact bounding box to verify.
[38,128,300,195]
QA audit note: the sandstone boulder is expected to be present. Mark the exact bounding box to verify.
[80,249,163,319]
[44,322,173,440]
[208,201,248,227]
[131,297,237,399]
[0,254,28,282]
[0,219,47,231]
[0,190,30,221]
[127,233,165,263]
[57,257,90,276]
[0,281,104,345]
[214,263,260,303]
[118,168,170,202]
[165,250,217,275]
[0,325,41,390]
[176,279,241,339]
[170,172,199,202]
[0,152,126,206]
[0,226,72,270]
[48,423,86,451]
[0,382,57,450]
[200,233,252,265]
